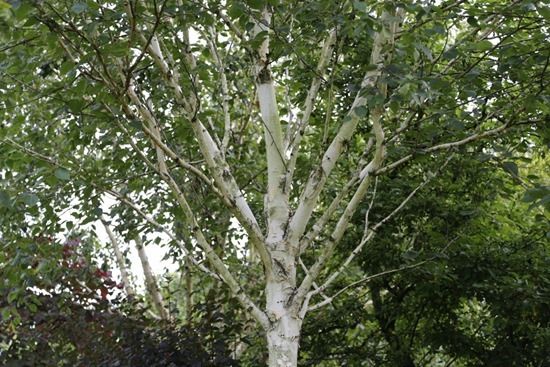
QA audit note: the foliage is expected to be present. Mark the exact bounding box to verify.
[299,154,550,366]
[0,235,239,366]
[0,0,548,365]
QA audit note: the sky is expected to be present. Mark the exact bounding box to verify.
[60,194,177,292]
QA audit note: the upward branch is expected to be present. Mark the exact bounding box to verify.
[285,28,337,193]
[135,235,169,320]
[125,6,271,270]
[253,7,289,255]
[292,8,404,309]
[101,218,135,297]
[286,10,403,250]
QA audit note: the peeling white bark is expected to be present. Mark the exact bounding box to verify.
[258,81,289,249]
[253,9,289,255]
[251,8,304,366]
[101,219,135,297]
[140,30,271,270]
[266,305,301,367]
[135,236,169,320]
[285,29,337,193]
[286,27,388,250]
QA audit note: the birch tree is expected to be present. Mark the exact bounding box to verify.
[0,0,548,365]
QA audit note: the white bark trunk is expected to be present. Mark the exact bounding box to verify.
[253,10,302,365]
[134,26,271,270]
[101,219,135,297]
[266,279,302,367]
[258,81,289,247]
[135,236,169,320]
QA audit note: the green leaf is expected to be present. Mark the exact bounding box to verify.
[502,161,518,177]
[250,30,268,49]
[538,194,550,208]
[246,0,265,10]
[1,307,10,321]
[367,93,385,107]
[7,290,19,304]
[429,77,450,90]
[71,2,88,14]
[22,193,39,207]
[0,190,11,207]
[476,153,493,162]
[0,0,11,10]
[59,61,74,75]
[467,16,478,27]
[54,168,71,181]
[447,118,465,131]
[129,120,142,130]
[354,106,368,118]
[521,187,549,202]
[473,40,493,52]
[27,302,37,313]
[14,2,32,20]
[342,115,353,123]
[442,48,458,60]
[537,5,550,20]
[353,1,367,12]
[67,99,85,113]
[228,3,246,19]
[103,42,129,57]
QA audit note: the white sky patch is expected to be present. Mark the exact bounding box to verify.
[59,193,178,292]
[99,195,178,290]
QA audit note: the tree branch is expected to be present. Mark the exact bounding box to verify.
[284,28,337,192]
[135,235,169,320]
[130,19,270,271]
[298,155,454,317]
[307,236,458,313]
[286,10,403,250]
[101,218,136,297]
[375,122,510,176]
[205,26,232,156]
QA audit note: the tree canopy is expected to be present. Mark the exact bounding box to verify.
[0,0,549,366]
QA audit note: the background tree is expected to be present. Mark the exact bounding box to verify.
[0,0,548,366]
[298,152,549,366]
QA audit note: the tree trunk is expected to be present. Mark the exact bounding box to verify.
[101,219,135,297]
[135,236,169,320]
[184,254,193,322]
[265,269,302,367]
[266,317,301,367]
[266,283,301,367]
